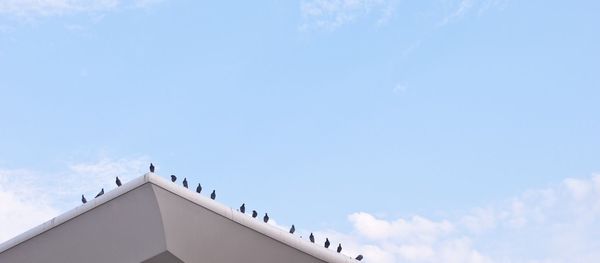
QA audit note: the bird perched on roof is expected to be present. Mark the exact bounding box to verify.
[196,183,202,193]
[81,195,87,204]
[95,188,104,198]
[263,213,269,223]
[309,233,315,243]
[337,244,342,253]
[115,176,122,187]
[324,238,330,248]
[289,225,295,234]
[355,255,363,261]
[240,203,245,213]
[149,163,155,173]
[210,190,216,200]
[171,175,177,182]
[252,210,258,218]
[183,178,188,188]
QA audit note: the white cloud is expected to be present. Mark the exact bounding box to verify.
[300,0,399,30]
[0,169,59,242]
[0,0,162,18]
[322,174,600,263]
[0,157,149,243]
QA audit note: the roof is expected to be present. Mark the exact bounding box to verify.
[0,173,354,263]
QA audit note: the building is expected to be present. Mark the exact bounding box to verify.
[0,174,355,263]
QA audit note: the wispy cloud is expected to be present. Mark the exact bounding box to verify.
[300,0,399,31]
[0,0,162,18]
[318,174,600,263]
[299,0,509,31]
[440,0,509,26]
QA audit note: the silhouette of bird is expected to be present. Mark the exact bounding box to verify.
[81,195,87,204]
[263,213,269,223]
[149,163,155,173]
[210,190,216,200]
[289,225,295,234]
[95,188,104,198]
[252,210,258,218]
[355,255,363,261]
[337,243,342,253]
[115,176,122,187]
[196,183,202,193]
[324,238,330,248]
[309,233,315,243]
[183,178,188,188]
[240,203,245,213]
[170,175,177,182]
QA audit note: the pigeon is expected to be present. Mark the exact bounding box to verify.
[210,190,216,200]
[309,233,315,243]
[324,238,330,248]
[252,210,258,218]
[183,178,188,188]
[81,195,87,204]
[240,203,246,213]
[263,213,269,223]
[337,243,342,253]
[196,183,202,193]
[95,188,104,198]
[170,175,177,182]
[149,163,155,173]
[355,255,363,261]
[289,225,295,234]
[115,176,122,187]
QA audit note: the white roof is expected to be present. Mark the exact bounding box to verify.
[0,173,356,263]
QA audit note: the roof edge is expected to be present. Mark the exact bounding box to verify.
[0,174,354,263]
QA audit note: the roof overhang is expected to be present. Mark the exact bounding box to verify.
[0,174,353,263]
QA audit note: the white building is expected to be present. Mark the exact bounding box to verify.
[0,174,354,263]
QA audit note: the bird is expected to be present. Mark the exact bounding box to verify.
[355,255,363,261]
[183,178,188,188]
[81,195,87,204]
[240,203,245,213]
[170,175,177,182]
[95,188,104,198]
[149,163,155,173]
[289,225,295,234]
[324,238,330,248]
[196,183,202,193]
[309,233,315,243]
[252,210,258,218]
[263,213,269,223]
[210,190,216,200]
[115,176,122,187]
[337,243,342,253]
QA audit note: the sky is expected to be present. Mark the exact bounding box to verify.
[0,0,599,262]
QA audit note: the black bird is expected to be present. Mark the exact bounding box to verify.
[196,183,202,193]
[289,225,295,234]
[263,213,269,223]
[183,178,188,188]
[309,233,315,243]
[81,195,87,204]
[337,243,342,253]
[240,203,245,213]
[355,255,363,261]
[324,238,330,248]
[149,163,155,173]
[115,176,122,187]
[252,210,258,218]
[170,175,177,182]
[210,190,216,200]
[95,188,104,198]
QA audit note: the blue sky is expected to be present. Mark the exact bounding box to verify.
[1,1,599,262]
